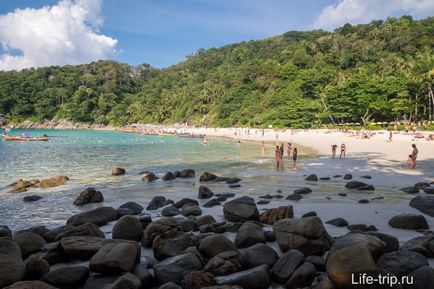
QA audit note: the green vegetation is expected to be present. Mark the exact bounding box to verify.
[1,16,433,128]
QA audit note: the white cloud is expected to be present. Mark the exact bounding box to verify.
[0,0,117,71]
[314,0,434,30]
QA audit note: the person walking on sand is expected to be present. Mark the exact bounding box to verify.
[340,143,346,159]
[275,146,282,170]
[388,130,393,142]
[331,144,337,159]
[411,144,418,169]
[292,147,298,169]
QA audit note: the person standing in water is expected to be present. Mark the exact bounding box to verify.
[287,142,292,158]
[331,144,337,159]
[292,147,298,169]
[275,146,282,170]
[411,144,418,169]
[280,143,284,158]
[340,143,346,158]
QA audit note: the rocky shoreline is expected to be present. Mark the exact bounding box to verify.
[9,118,116,130]
[1,168,434,289]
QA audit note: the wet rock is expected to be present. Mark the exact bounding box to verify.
[376,250,428,277]
[158,282,182,289]
[84,275,120,289]
[142,172,158,183]
[364,232,399,253]
[198,234,237,259]
[305,174,318,181]
[223,196,259,222]
[180,169,195,178]
[23,195,42,202]
[179,218,196,232]
[347,224,377,232]
[264,231,275,242]
[4,281,58,289]
[104,273,141,289]
[257,200,270,205]
[401,186,420,194]
[239,243,278,269]
[181,271,214,289]
[409,196,434,217]
[286,194,303,201]
[41,266,89,288]
[338,193,347,197]
[139,215,152,230]
[361,175,372,179]
[326,218,348,227]
[162,172,176,181]
[153,233,192,260]
[330,233,385,258]
[228,184,241,188]
[154,252,203,284]
[305,255,325,271]
[200,172,218,182]
[357,185,375,191]
[55,223,105,240]
[215,192,236,199]
[174,198,198,209]
[214,177,230,182]
[142,217,183,247]
[345,180,368,189]
[214,264,271,289]
[0,239,26,288]
[388,214,429,230]
[273,217,333,255]
[204,251,242,276]
[133,263,157,288]
[147,196,168,210]
[271,249,305,284]
[260,206,293,225]
[226,178,241,184]
[284,261,317,289]
[424,187,434,194]
[414,182,430,190]
[235,222,265,248]
[14,232,46,258]
[73,187,104,206]
[181,204,202,217]
[358,199,370,203]
[112,167,126,176]
[0,224,12,237]
[161,205,181,217]
[90,242,138,274]
[407,266,434,289]
[198,185,214,199]
[16,226,49,237]
[41,241,69,265]
[320,177,331,181]
[40,175,69,188]
[196,215,217,228]
[25,254,50,280]
[112,216,143,241]
[343,173,352,180]
[294,187,312,194]
[60,236,107,260]
[118,202,144,215]
[67,207,117,226]
[203,198,221,208]
[302,211,317,217]
[400,235,434,257]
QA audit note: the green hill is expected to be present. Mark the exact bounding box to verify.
[1,16,433,128]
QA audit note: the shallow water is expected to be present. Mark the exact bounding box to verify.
[0,129,418,230]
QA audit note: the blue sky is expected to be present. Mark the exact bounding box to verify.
[0,0,433,70]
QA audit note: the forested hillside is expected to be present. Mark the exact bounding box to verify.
[1,16,433,128]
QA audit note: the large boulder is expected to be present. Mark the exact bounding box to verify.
[345,181,368,189]
[214,264,271,289]
[0,224,11,237]
[181,271,214,289]
[142,172,158,183]
[260,206,293,224]
[174,198,199,208]
[198,186,214,199]
[67,207,118,226]
[376,250,428,278]
[364,232,399,253]
[54,223,105,240]
[4,281,57,289]
[273,217,333,255]
[305,174,318,181]
[153,233,192,260]
[284,262,317,289]
[40,175,69,188]
[161,205,181,217]
[118,202,144,215]
[223,196,259,222]
[388,214,429,230]
[24,255,50,280]
[162,172,176,181]
[200,172,218,182]
[180,169,195,178]
[14,232,46,258]
[147,196,169,210]
[400,235,434,257]
[73,187,104,206]
[112,167,126,176]
[239,243,278,269]
[0,239,26,288]
[198,234,237,259]
[60,236,107,260]
[401,187,420,194]
[142,217,183,247]
[326,244,377,289]
[112,216,143,241]
[409,196,434,216]
[181,204,202,217]
[234,222,265,248]
[330,233,386,258]
[41,266,89,288]
[271,249,305,284]
[204,251,242,276]
[154,252,203,284]
[90,242,138,274]
[407,266,434,289]
[104,273,141,289]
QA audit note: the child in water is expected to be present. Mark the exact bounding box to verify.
[407,154,415,169]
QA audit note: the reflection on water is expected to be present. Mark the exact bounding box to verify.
[0,129,415,230]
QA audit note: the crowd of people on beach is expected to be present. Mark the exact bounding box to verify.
[273,142,298,170]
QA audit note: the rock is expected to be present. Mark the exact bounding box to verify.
[90,242,138,274]
[153,233,192,260]
[343,173,352,180]
[228,184,241,188]
[74,187,104,206]
[180,169,195,178]
[239,243,278,269]
[174,198,199,208]
[257,200,270,205]
[55,223,105,240]
[215,192,236,199]
[264,231,275,242]
[214,264,271,289]
[361,175,372,179]
[320,177,331,180]
[67,207,118,226]
[112,216,144,241]
[364,232,399,253]
[326,218,348,227]
[23,195,42,202]
[226,178,241,184]
[142,172,158,183]
[25,254,50,279]
[203,286,242,289]
[302,211,317,217]
[414,182,430,190]
[200,172,218,181]
[142,217,183,247]
[214,177,230,182]
[112,167,126,176]
[204,251,242,276]
[347,224,377,232]
[424,187,434,194]
[104,273,141,289]
[235,222,265,248]
[0,239,26,288]
[294,187,312,194]
[409,196,434,217]
[358,199,370,203]
[401,186,420,194]
[198,234,237,259]
[305,255,325,271]
[180,219,196,232]
[161,205,181,216]
[41,241,69,265]
[388,214,429,230]
[16,226,49,237]
[357,185,375,191]
[154,252,203,284]
[4,281,58,289]
[329,233,386,258]
[118,202,144,215]
[158,282,182,289]
[345,180,368,189]
[312,280,336,289]
[203,198,221,208]
[223,196,259,222]
[60,236,107,260]
[162,172,176,181]
[326,244,377,289]
[0,224,12,237]
[84,275,120,289]
[260,206,293,225]
[196,215,217,227]
[376,250,428,277]
[147,196,168,210]
[40,175,69,188]
[400,235,434,257]
[181,271,214,289]
[273,217,333,255]
[133,263,157,288]
[305,174,318,181]
[284,262,316,289]
[338,193,347,197]
[199,185,214,199]
[271,249,305,284]
[181,204,202,217]
[286,194,303,201]
[14,232,46,257]
[407,266,434,289]
[139,215,152,230]
[41,266,89,288]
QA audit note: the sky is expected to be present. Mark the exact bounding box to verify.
[0,0,433,71]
